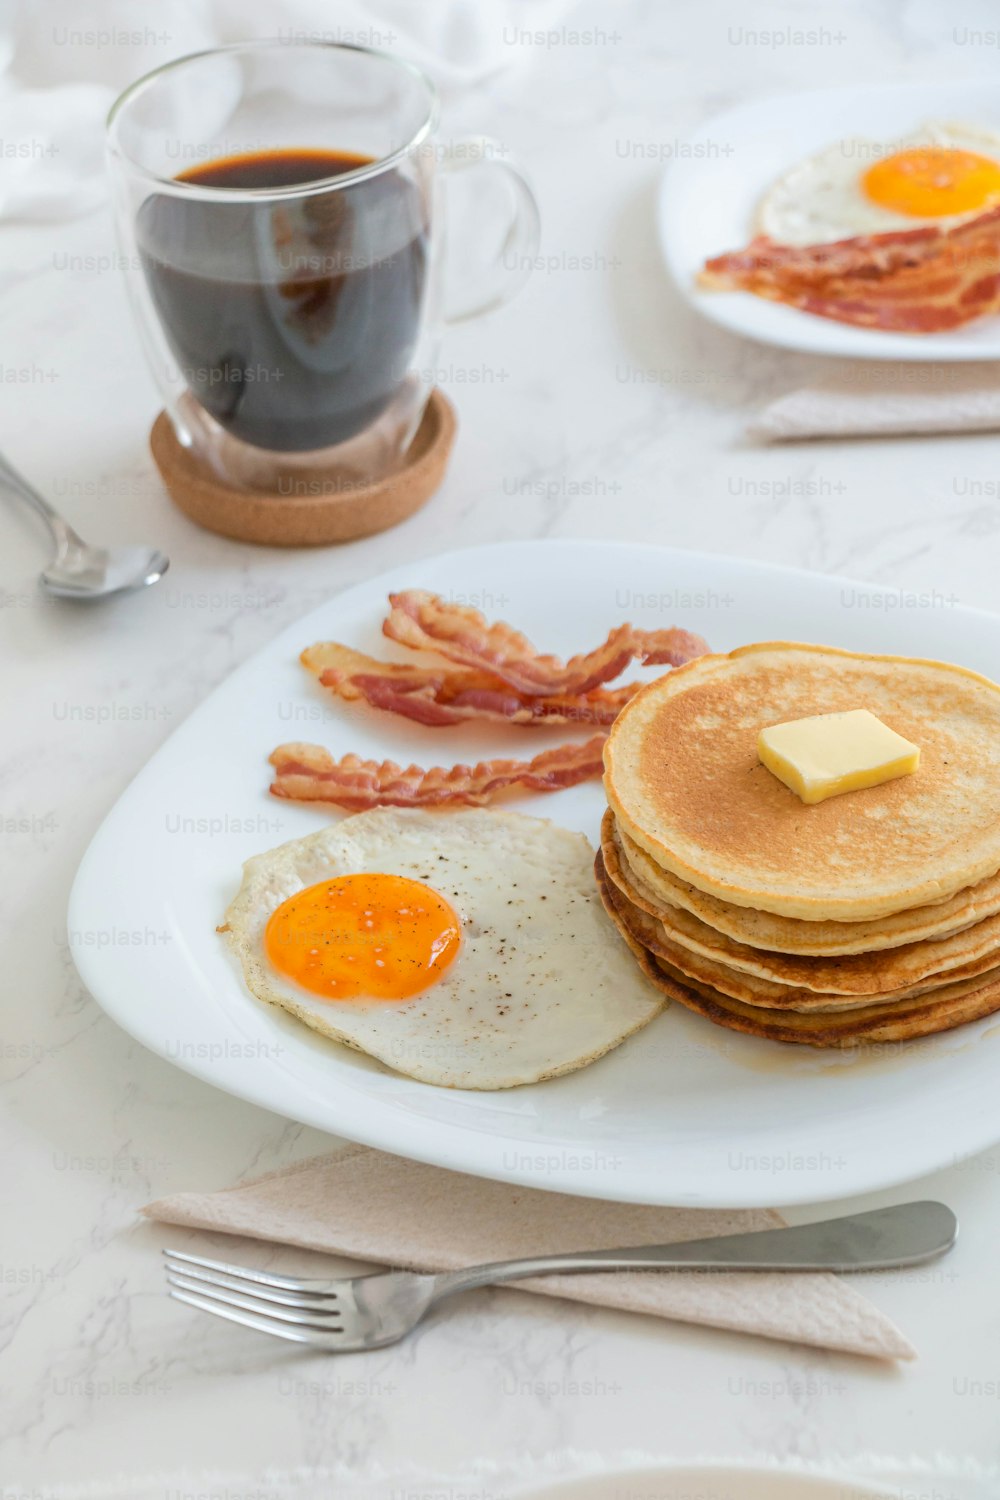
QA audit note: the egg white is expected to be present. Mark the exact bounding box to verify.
[222,807,663,1089]
[757,120,1000,247]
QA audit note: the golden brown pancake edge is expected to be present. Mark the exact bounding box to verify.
[604,641,1000,921]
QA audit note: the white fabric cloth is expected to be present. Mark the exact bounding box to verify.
[750,365,1000,442]
[0,0,571,220]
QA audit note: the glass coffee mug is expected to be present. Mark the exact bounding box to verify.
[107,42,540,491]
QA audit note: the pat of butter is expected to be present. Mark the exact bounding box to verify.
[757,709,920,805]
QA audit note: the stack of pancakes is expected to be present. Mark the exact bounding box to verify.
[597,641,1000,1047]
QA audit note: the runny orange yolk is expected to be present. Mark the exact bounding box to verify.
[862,146,1000,218]
[264,873,461,1002]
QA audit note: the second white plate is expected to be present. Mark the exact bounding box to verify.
[514,1467,900,1500]
[659,79,1000,360]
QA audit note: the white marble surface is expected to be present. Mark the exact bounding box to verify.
[6,0,1000,1490]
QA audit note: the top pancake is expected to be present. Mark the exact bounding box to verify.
[604,641,1000,921]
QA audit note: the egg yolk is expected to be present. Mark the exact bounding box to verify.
[862,146,1000,218]
[264,873,460,1002]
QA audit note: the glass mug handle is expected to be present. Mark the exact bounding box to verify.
[438,136,541,323]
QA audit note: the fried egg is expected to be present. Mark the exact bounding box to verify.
[222,808,663,1089]
[757,121,1000,247]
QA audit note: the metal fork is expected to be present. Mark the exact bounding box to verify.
[164,1199,956,1352]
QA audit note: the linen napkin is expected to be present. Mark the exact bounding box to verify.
[750,364,1000,442]
[142,1145,914,1361]
[0,0,572,222]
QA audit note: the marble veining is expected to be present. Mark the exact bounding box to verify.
[5,0,1000,1487]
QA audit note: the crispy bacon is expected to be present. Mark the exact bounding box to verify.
[382,590,708,696]
[269,736,607,809]
[699,207,1000,332]
[301,643,635,728]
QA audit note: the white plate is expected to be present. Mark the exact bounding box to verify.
[514,1467,899,1500]
[69,540,1000,1208]
[659,79,1000,360]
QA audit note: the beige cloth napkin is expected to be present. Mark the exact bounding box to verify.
[750,364,1000,442]
[142,1145,913,1361]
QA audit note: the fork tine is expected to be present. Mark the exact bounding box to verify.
[163,1256,339,1308]
[163,1247,332,1292]
[168,1286,334,1346]
[166,1271,344,1329]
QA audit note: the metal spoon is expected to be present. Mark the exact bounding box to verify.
[0,451,168,600]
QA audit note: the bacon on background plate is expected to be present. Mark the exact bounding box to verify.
[699,207,1000,332]
[300,643,635,728]
[270,736,608,809]
[382,589,708,696]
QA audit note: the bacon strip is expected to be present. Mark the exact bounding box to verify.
[301,643,635,728]
[270,736,606,809]
[699,207,1000,332]
[382,590,708,696]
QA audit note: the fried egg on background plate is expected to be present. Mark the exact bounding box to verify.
[222,808,663,1089]
[757,121,1000,246]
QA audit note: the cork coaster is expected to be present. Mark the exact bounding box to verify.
[149,388,456,547]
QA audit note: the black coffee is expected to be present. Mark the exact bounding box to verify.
[137,149,430,453]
